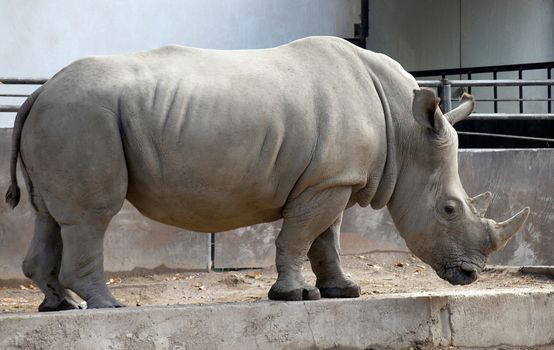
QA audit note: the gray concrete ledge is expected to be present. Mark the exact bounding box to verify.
[1,288,553,349]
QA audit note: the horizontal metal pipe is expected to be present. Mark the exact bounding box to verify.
[3,78,553,87]
[1,110,553,121]
[457,131,554,143]
[0,94,30,98]
[417,80,442,87]
[418,79,554,87]
[469,113,554,120]
[0,105,20,112]
[0,78,48,85]
[462,98,554,102]
[410,61,554,77]
[2,78,552,87]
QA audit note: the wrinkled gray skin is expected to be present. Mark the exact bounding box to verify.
[5,37,529,311]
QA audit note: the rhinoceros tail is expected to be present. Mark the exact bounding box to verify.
[5,87,42,209]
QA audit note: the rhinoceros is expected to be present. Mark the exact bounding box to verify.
[5,36,529,311]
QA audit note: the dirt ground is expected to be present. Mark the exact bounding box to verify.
[1,251,552,314]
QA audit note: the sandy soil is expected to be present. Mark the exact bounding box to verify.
[1,252,552,314]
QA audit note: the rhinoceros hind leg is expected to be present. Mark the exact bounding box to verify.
[21,107,127,309]
[307,213,361,299]
[268,187,351,301]
[58,221,125,309]
[22,212,82,312]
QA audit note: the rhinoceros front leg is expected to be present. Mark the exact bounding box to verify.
[58,221,124,309]
[268,187,351,301]
[22,212,82,312]
[307,213,361,298]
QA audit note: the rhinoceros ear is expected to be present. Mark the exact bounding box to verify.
[412,89,445,132]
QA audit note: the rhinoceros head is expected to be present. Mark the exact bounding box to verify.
[387,88,529,285]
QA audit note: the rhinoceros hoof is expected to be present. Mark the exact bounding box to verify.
[319,285,361,298]
[38,298,83,312]
[268,285,321,301]
[85,297,126,309]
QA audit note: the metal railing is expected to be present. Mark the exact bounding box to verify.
[2,63,553,147]
[0,78,48,113]
[3,64,552,116]
[412,61,554,147]
[412,61,554,115]
[418,78,554,120]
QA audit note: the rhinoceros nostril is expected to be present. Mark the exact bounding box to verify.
[460,267,478,280]
[460,261,479,274]
[458,262,480,284]
[439,261,481,285]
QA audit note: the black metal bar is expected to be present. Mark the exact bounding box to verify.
[493,70,498,113]
[344,0,368,48]
[360,0,368,38]
[410,61,554,78]
[467,72,471,95]
[518,69,523,113]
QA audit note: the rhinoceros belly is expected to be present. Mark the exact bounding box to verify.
[118,80,316,232]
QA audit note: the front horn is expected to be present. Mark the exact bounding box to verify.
[444,93,475,125]
[489,207,530,250]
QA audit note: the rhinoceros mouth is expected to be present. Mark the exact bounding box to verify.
[440,261,482,285]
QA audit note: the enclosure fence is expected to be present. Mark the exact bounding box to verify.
[2,61,554,144]
[412,61,553,116]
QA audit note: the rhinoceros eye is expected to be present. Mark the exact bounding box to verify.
[441,200,461,219]
[444,205,455,215]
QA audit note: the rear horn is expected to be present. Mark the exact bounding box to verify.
[468,192,493,217]
[444,93,475,125]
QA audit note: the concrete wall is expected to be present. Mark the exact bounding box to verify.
[1,128,552,281]
[1,0,358,76]
[366,0,554,71]
[366,0,554,118]
[1,289,553,349]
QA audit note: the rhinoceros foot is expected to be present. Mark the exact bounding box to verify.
[319,285,361,298]
[268,281,321,301]
[38,296,83,312]
[314,275,361,298]
[85,296,126,309]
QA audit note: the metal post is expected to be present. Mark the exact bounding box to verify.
[546,67,552,113]
[438,78,452,113]
[493,70,498,113]
[518,69,523,113]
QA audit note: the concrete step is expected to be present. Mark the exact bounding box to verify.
[1,287,553,349]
